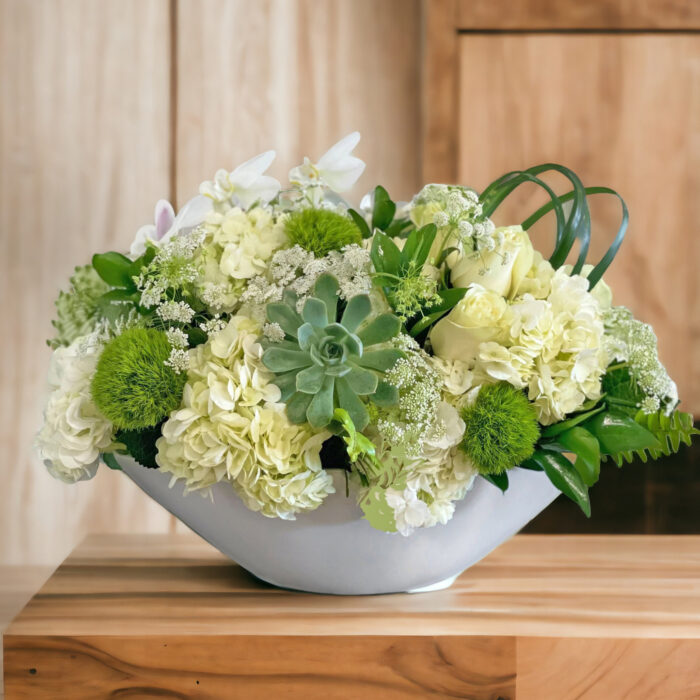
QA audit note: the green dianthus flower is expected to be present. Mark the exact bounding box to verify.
[91,328,186,430]
[460,382,539,475]
[285,208,362,257]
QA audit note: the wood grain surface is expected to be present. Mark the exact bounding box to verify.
[0,0,421,566]
[3,534,699,698]
[456,33,700,415]
[0,0,176,568]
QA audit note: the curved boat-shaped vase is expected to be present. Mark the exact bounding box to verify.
[118,456,560,595]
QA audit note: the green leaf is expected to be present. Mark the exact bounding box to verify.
[266,302,303,337]
[371,380,399,406]
[401,224,437,270]
[372,185,396,232]
[185,327,208,347]
[296,364,326,394]
[541,404,605,438]
[407,288,467,337]
[611,409,699,465]
[335,377,369,431]
[313,274,340,321]
[523,449,590,517]
[347,208,371,239]
[92,252,136,289]
[286,391,313,424]
[483,472,509,492]
[583,411,661,457]
[357,313,401,347]
[101,452,122,471]
[356,348,403,372]
[307,376,336,428]
[262,348,313,373]
[341,295,371,333]
[370,231,401,275]
[272,370,299,402]
[302,297,329,329]
[344,365,379,395]
[548,426,600,486]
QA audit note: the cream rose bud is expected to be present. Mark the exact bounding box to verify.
[429,284,507,362]
[450,225,534,299]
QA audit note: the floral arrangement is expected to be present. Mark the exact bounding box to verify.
[36,133,697,535]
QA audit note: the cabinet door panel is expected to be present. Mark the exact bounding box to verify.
[457,34,699,412]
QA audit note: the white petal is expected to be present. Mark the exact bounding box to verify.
[319,156,365,192]
[172,194,212,231]
[129,224,157,258]
[233,174,281,209]
[317,132,361,169]
[154,199,175,238]
[230,150,277,189]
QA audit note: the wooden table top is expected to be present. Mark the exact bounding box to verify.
[6,533,700,640]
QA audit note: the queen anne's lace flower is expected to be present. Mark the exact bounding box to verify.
[156,316,334,518]
[371,401,477,536]
[35,334,115,483]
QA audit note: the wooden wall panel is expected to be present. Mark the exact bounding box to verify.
[175,0,421,208]
[456,33,699,414]
[0,0,175,565]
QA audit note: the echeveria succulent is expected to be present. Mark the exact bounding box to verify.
[262,274,402,430]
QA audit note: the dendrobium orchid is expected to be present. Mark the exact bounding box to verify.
[200,150,281,209]
[289,132,366,193]
[129,196,212,258]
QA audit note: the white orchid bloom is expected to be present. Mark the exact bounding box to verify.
[289,132,366,193]
[129,195,212,258]
[199,151,281,209]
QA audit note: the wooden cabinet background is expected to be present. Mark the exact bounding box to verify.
[1,0,697,566]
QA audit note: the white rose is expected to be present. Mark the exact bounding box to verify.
[429,284,507,362]
[450,225,534,298]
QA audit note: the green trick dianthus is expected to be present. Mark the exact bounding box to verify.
[49,265,109,348]
[460,382,539,475]
[91,328,186,430]
[285,208,361,258]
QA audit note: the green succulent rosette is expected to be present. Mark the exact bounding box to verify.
[261,274,402,430]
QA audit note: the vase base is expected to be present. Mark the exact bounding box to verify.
[406,574,459,593]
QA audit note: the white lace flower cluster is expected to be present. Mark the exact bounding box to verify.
[35,334,115,483]
[241,243,372,317]
[369,401,477,536]
[603,306,677,413]
[155,316,334,518]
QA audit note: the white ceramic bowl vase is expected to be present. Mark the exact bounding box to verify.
[117,456,560,595]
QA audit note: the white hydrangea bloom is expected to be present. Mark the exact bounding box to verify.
[35,335,115,483]
[195,205,288,313]
[472,265,607,424]
[156,316,335,519]
[372,401,477,536]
